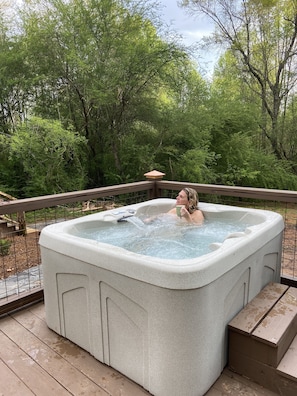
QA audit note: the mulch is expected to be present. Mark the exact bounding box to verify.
[0,232,41,280]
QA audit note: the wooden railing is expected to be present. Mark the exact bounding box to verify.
[0,181,155,215]
[1,175,297,315]
[157,180,297,202]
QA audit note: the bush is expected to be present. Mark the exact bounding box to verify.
[0,238,11,256]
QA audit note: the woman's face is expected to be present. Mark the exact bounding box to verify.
[176,190,189,206]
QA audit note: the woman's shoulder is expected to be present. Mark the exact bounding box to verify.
[191,209,204,224]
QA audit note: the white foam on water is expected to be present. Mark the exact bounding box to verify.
[77,215,250,259]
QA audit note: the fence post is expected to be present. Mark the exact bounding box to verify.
[144,170,165,199]
[0,191,27,236]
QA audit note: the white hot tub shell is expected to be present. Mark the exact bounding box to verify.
[40,198,284,396]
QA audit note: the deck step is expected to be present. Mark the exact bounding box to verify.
[277,334,297,381]
[228,282,288,335]
[251,286,297,365]
[0,219,18,236]
[229,283,297,367]
[228,282,297,395]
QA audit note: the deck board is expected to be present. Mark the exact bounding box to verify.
[0,329,70,395]
[0,316,108,395]
[11,307,149,396]
[228,283,288,335]
[0,358,35,396]
[0,302,280,396]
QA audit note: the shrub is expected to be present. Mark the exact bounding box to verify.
[0,238,11,256]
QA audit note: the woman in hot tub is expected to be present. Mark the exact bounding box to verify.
[168,187,204,224]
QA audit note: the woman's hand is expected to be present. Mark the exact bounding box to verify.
[180,206,190,219]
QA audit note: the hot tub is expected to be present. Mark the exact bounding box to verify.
[40,198,284,396]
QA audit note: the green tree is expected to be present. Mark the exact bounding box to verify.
[21,0,188,186]
[199,49,297,189]
[0,10,29,134]
[7,117,87,197]
[182,0,297,161]
[154,64,216,182]
[0,6,33,195]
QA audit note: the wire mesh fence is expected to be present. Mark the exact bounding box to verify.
[0,191,150,302]
[1,184,297,305]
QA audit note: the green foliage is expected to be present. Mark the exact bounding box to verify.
[183,0,297,162]
[0,238,11,256]
[0,134,11,192]
[209,54,297,190]
[8,117,88,197]
[19,0,189,186]
[212,130,297,190]
[249,155,297,190]
[175,149,217,184]
[0,0,297,194]
[0,19,28,134]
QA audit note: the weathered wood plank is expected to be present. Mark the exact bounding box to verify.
[2,179,297,217]
[208,367,279,396]
[1,302,287,396]
[228,283,288,335]
[277,334,297,381]
[0,358,35,396]
[0,181,153,214]
[12,306,150,396]
[28,301,46,320]
[0,289,44,317]
[0,315,109,395]
[252,286,297,346]
[157,180,297,202]
[0,329,70,395]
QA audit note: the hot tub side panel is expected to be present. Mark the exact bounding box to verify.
[41,229,282,396]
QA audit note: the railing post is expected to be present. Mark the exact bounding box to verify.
[0,191,27,236]
[144,170,165,199]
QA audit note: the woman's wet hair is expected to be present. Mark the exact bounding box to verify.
[183,187,199,214]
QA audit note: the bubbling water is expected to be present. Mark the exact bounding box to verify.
[76,214,250,260]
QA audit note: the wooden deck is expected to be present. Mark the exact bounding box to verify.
[0,302,279,396]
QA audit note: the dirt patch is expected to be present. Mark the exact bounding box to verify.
[0,203,119,280]
[0,232,41,279]
[281,226,297,278]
